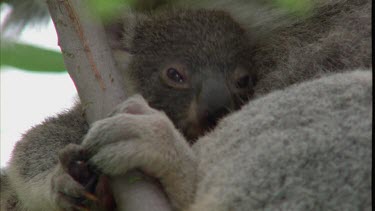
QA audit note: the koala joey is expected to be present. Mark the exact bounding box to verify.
[1,0,371,210]
[2,7,256,211]
[112,9,258,142]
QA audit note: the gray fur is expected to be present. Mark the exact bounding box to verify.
[81,95,198,210]
[189,70,372,211]
[0,0,372,210]
[9,104,87,179]
[1,169,19,210]
[251,0,372,96]
[112,0,371,139]
[113,8,258,141]
[1,104,88,210]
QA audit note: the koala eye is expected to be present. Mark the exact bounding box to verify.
[236,75,250,89]
[161,65,189,89]
[167,68,185,83]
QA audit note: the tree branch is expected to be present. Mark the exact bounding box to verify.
[46,0,171,210]
[46,0,125,123]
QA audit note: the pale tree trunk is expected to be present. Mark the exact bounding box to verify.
[46,0,172,210]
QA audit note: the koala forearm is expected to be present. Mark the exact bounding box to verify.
[5,104,88,210]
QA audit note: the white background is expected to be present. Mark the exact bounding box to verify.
[1,6,77,167]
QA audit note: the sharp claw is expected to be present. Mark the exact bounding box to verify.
[83,191,98,202]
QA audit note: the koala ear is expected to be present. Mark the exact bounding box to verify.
[104,19,128,50]
[104,12,151,72]
[104,11,150,52]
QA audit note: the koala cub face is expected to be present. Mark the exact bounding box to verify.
[116,9,257,142]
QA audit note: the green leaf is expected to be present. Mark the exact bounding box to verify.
[274,0,313,15]
[88,0,134,22]
[0,41,66,72]
[87,0,171,22]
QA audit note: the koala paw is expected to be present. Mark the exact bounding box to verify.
[81,95,197,210]
[82,95,187,178]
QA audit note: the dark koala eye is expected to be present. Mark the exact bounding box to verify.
[167,68,185,83]
[161,64,189,89]
[236,75,250,89]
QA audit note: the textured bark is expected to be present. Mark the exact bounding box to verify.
[46,0,171,210]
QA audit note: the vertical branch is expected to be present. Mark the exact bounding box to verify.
[46,0,125,124]
[46,0,171,210]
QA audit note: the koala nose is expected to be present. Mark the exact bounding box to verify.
[198,78,232,128]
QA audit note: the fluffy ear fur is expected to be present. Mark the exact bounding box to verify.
[104,11,153,96]
[104,11,151,52]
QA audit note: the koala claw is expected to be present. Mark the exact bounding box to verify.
[51,170,97,210]
[51,144,99,210]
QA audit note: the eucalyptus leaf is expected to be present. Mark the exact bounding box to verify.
[274,0,313,15]
[0,42,66,72]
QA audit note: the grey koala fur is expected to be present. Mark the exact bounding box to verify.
[113,8,257,141]
[188,70,372,211]
[1,0,372,210]
[70,70,373,211]
[249,0,372,96]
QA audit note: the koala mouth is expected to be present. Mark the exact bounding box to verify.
[180,97,233,144]
[180,113,227,144]
[181,123,206,144]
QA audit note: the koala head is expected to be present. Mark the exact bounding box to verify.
[107,9,257,142]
